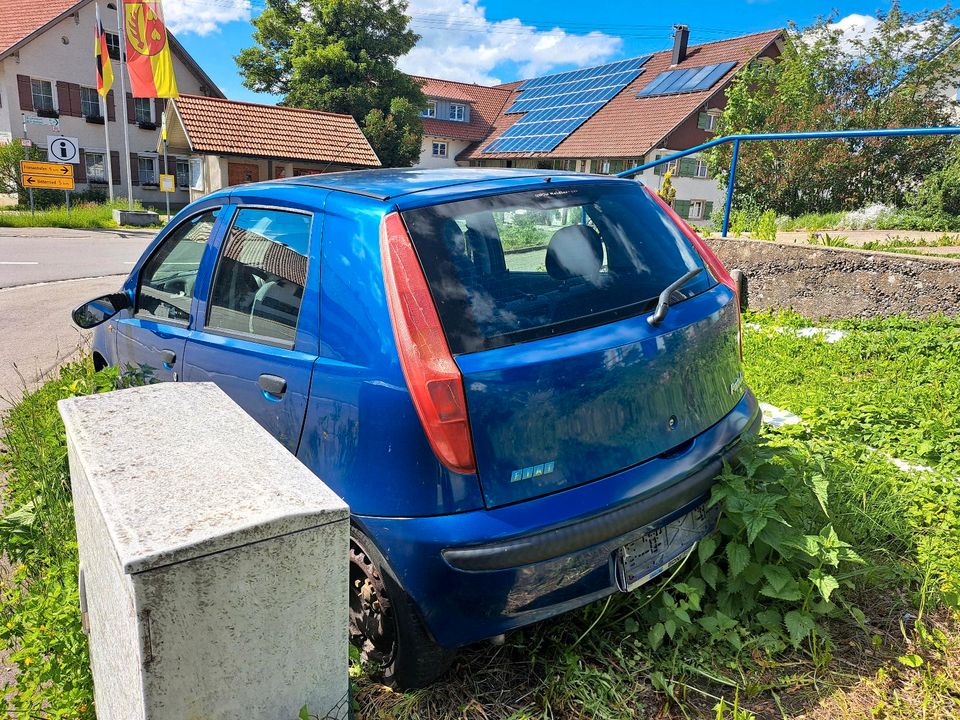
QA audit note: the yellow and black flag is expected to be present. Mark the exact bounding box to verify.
[95,3,114,96]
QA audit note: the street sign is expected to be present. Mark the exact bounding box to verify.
[21,173,75,190]
[20,160,74,178]
[159,174,175,192]
[20,138,32,148]
[24,115,59,127]
[47,136,80,164]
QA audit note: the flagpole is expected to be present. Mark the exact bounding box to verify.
[101,93,113,202]
[116,2,134,210]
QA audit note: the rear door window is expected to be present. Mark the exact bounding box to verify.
[205,207,312,347]
[401,182,714,354]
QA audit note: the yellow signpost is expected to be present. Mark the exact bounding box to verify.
[21,174,76,190]
[20,160,73,178]
[20,159,75,212]
[159,174,175,193]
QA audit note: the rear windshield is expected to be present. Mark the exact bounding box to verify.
[401,181,715,354]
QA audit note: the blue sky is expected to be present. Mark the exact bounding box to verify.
[168,0,932,103]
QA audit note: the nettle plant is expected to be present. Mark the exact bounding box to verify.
[638,432,864,654]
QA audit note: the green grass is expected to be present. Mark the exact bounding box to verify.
[3,316,960,719]
[0,200,161,229]
[779,209,960,233]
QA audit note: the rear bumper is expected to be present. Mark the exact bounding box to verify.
[356,389,760,648]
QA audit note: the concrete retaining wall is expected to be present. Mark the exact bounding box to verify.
[707,238,960,319]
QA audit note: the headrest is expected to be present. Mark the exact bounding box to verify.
[545,225,603,281]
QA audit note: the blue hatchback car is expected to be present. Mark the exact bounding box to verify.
[73,168,759,687]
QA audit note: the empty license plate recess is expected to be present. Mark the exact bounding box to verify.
[615,503,719,592]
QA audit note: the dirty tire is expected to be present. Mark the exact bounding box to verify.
[348,527,453,689]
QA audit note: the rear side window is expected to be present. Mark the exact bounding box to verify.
[137,208,220,323]
[206,208,312,347]
[401,182,713,354]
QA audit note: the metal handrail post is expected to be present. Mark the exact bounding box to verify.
[721,138,740,237]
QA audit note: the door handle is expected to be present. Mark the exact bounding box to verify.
[259,374,287,398]
[159,349,177,367]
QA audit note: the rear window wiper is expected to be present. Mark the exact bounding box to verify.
[647,267,703,326]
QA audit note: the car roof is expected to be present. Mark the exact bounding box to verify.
[272,167,585,201]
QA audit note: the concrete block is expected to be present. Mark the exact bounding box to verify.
[112,208,160,226]
[60,382,350,720]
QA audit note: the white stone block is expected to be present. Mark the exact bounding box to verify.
[60,382,350,720]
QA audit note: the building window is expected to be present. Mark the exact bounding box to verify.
[448,103,466,121]
[421,100,436,118]
[134,97,152,124]
[176,159,190,188]
[80,87,101,118]
[138,156,157,185]
[694,159,708,178]
[31,79,54,112]
[105,32,122,60]
[432,142,448,158]
[189,157,203,190]
[697,112,718,132]
[85,152,107,182]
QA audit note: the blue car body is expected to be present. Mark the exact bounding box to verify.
[91,168,759,649]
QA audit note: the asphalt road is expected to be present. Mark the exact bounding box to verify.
[0,227,156,409]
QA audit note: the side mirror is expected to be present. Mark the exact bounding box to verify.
[72,292,130,329]
[730,269,748,313]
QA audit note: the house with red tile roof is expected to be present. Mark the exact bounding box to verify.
[0,0,222,207]
[415,26,784,225]
[161,95,380,201]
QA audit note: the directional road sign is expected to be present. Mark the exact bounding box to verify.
[20,161,75,190]
[24,115,59,127]
[22,174,75,190]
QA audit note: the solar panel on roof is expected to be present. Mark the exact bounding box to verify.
[481,55,650,154]
[636,61,736,98]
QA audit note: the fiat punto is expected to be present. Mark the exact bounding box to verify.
[73,168,759,688]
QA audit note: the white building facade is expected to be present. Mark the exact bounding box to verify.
[0,0,221,208]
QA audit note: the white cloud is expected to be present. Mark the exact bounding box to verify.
[163,0,252,36]
[398,0,622,85]
[827,13,882,53]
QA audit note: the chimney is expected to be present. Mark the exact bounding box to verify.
[671,24,689,65]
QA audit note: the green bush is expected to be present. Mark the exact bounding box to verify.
[0,360,120,718]
[0,199,159,229]
[754,209,777,241]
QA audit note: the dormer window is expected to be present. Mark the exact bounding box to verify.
[421,100,437,118]
[449,103,466,122]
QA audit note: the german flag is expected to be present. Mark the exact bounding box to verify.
[95,3,114,97]
[123,0,178,98]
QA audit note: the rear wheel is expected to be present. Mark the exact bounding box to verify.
[348,528,453,689]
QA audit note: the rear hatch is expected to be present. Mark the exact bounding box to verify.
[401,180,743,508]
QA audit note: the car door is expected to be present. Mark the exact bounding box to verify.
[114,207,224,384]
[181,205,320,452]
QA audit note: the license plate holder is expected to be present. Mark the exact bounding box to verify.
[615,503,719,592]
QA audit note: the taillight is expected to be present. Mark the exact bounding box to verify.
[380,211,477,475]
[646,188,743,359]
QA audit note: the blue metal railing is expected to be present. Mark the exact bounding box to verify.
[616,127,960,236]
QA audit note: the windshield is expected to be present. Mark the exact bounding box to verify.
[401,182,715,354]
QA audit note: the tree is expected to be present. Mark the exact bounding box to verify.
[709,6,960,216]
[0,141,58,207]
[236,0,426,167]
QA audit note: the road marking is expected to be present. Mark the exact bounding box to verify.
[0,261,39,265]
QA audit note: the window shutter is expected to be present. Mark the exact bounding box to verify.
[158,155,165,175]
[17,75,33,111]
[111,150,121,183]
[126,92,135,124]
[106,90,116,121]
[56,81,71,115]
[679,158,698,177]
[697,112,709,130]
[654,154,664,176]
[674,199,691,218]
[75,149,86,183]
[704,201,714,218]
[69,83,82,117]
[130,152,139,185]
[154,98,165,123]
